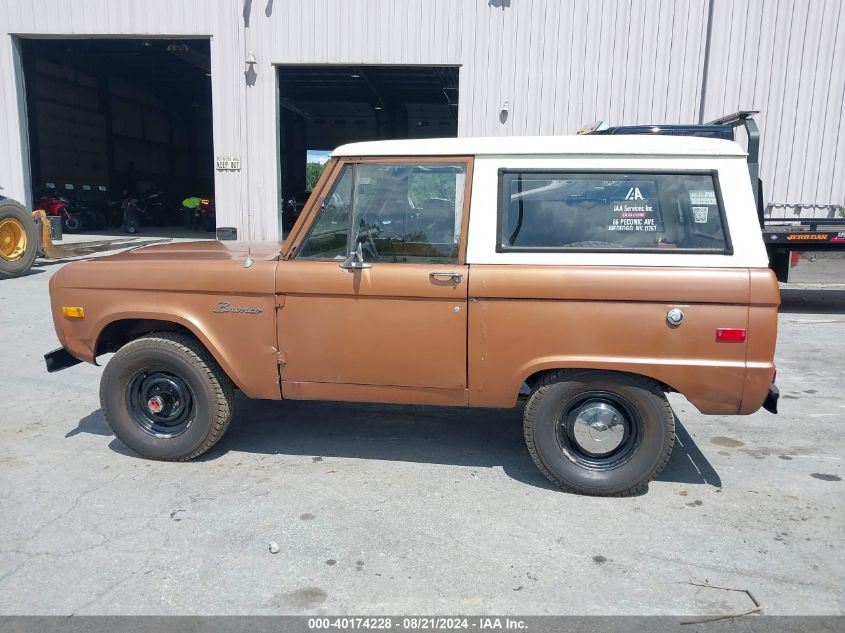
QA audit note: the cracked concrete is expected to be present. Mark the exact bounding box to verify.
[0,259,843,615]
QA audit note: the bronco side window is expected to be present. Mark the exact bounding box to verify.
[298,162,466,263]
[351,162,466,264]
[297,165,354,260]
[497,171,731,254]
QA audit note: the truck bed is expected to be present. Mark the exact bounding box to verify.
[763,218,845,251]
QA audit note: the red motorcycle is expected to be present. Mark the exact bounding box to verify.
[34,191,83,233]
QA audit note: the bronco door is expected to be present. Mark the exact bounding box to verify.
[275,158,473,405]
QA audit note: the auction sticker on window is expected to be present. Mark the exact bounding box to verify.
[606,180,663,232]
[689,190,717,206]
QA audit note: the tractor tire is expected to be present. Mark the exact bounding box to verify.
[0,200,39,279]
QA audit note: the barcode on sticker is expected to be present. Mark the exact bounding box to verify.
[692,206,709,223]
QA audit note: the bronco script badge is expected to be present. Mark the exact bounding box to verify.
[213,300,263,314]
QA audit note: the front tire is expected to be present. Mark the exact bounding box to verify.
[100,332,234,460]
[524,370,675,496]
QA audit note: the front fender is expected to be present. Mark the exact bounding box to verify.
[48,259,281,400]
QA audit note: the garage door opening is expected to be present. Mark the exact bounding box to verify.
[277,65,459,235]
[20,38,214,238]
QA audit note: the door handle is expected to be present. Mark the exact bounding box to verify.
[429,272,463,283]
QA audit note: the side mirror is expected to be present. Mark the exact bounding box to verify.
[339,241,371,270]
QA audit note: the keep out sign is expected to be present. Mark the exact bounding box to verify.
[606,181,663,232]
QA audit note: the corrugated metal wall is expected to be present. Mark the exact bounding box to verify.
[458,0,845,217]
[1,0,843,240]
[702,0,845,217]
[458,0,711,135]
[268,0,462,64]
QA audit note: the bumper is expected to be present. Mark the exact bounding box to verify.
[44,347,82,373]
[763,384,779,414]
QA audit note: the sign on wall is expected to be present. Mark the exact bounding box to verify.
[215,155,241,171]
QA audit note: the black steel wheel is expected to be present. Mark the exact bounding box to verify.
[100,332,234,460]
[556,391,642,471]
[126,369,196,438]
[524,370,675,496]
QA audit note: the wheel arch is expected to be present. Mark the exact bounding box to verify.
[514,358,741,415]
[94,315,240,390]
[523,366,676,397]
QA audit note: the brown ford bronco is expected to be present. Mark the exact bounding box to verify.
[45,135,779,496]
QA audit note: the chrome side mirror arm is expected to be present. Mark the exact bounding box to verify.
[339,241,372,270]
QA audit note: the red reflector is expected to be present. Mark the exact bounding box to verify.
[716,328,747,342]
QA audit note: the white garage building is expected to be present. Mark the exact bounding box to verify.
[1,0,843,240]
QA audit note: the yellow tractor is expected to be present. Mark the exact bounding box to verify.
[0,197,39,279]
[1,196,171,279]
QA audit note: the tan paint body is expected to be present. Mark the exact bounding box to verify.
[49,155,779,415]
[49,241,282,400]
[466,265,778,413]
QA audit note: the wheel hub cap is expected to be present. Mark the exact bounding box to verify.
[571,401,626,455]
[0,218,27,262]
[127,370,194,438]
[147,395,164,414]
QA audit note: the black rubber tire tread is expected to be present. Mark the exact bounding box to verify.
[524,369,675,496]
[100,332,234,461]
[0,200,38,279]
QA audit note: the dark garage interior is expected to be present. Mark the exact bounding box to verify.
[277,65,459,233]
[20,38,214,235]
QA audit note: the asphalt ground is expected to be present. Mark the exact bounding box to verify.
[0,252,842,616]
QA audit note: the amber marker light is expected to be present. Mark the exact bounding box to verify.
[61,306,85,318]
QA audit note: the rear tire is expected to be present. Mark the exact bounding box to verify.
[0,200,38,279]
[524,370,675,496]
[100,332,234,460]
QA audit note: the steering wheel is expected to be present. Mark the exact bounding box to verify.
[359,226,381,262]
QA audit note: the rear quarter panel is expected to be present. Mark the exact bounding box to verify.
[467,266,767,413]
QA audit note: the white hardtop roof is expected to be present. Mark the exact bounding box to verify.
[332,135,746,158]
